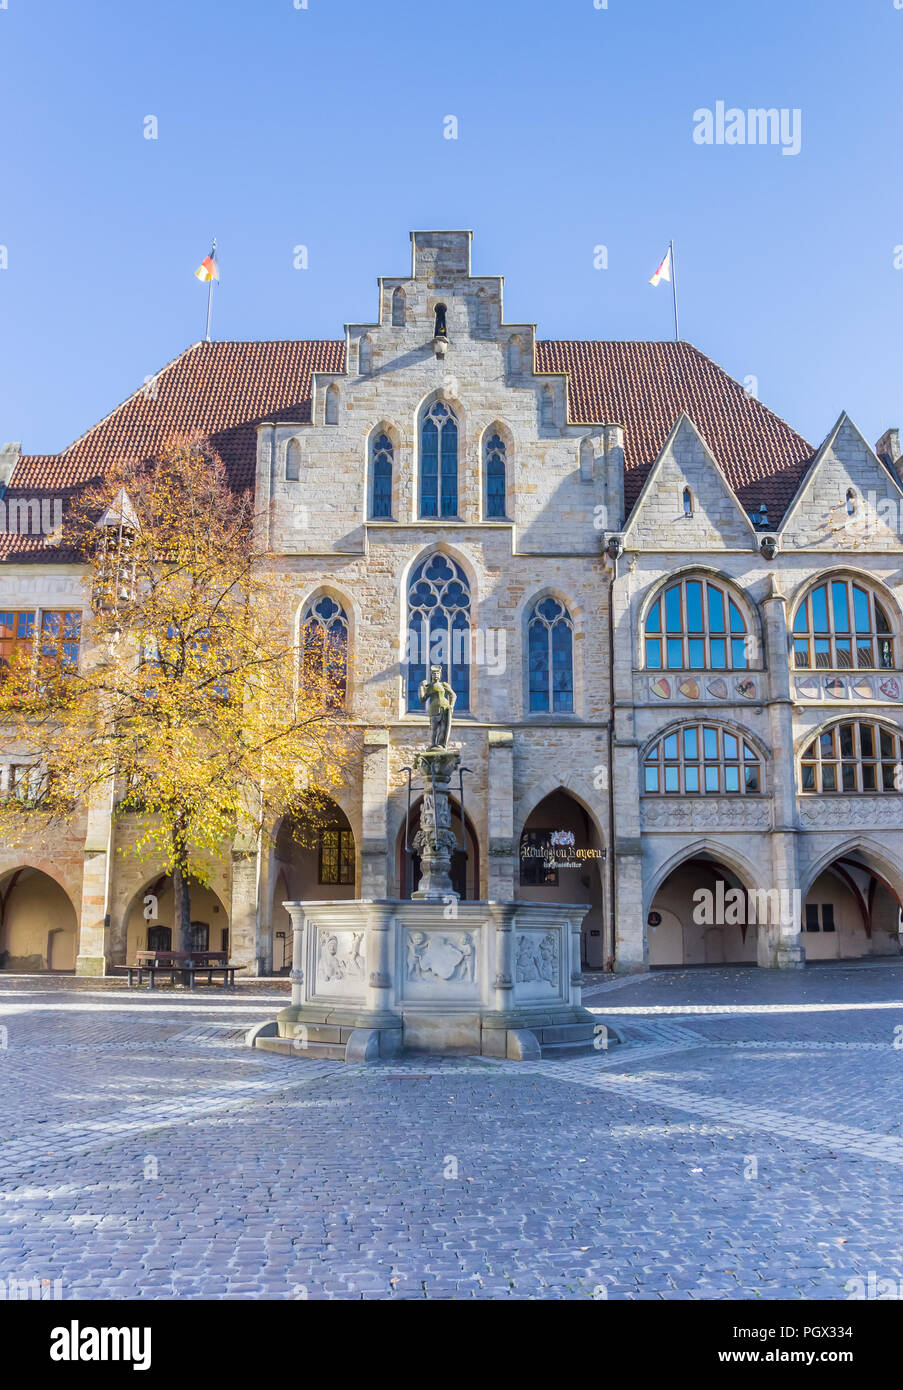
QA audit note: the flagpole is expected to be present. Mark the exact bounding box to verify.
[204,237,216,341]
[670,238,680,341]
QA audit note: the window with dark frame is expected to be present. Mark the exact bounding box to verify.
[319,827,355,885]
[800,719,903,794]
[519,828,559,887]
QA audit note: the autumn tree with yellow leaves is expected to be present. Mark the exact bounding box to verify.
[0,437,355,952]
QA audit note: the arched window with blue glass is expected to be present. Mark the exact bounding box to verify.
[419,400,458,518]
[644,576,750,670]
[406,553,471,711]
[484,429,507,519]
[370,430,393,519]
[527,597,574,712]
[301,595,349,710]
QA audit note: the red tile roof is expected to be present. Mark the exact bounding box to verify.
[2,336,813,562]
[535,339,814,521]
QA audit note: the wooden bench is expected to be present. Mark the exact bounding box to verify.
[123,950,244,990]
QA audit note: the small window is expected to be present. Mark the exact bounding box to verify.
[325,385,339,425]
[392,286,406,327]
[476,290,490,332]
[683,487,693,517]
[189,922,209,951]
[821,903,836,932]
[804,903,820,932]
[319,827,354,885]
[371,432,393,519]
[507,337,521,375]
[359,335,372,374]
[285,440,301,482]
[540,386,555,427]
[39,611,82,671]
[485,432,507,519]
[846,489,856,516]
[519,828,559,887]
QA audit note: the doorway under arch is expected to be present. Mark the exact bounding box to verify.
[517,790,606,969]
[0,867,78,972]
[271,798,357,971]
[124,876,230,961]
[802,851,902,961]
[395,796,479,899]
[647,854,758,966]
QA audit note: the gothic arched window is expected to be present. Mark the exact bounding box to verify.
[392,286,406,326]
[800,719,903,793]
[406,553,471,711]
[644,577,749,670]
[301,596,348,710]
[644,724,762,794]
[325,385,339,425]
[792,578,894,670]
[420,401,458,518]
[371,432,393,519]
[285,440,301,482]
[485,432,507,518]
[527,597,574,713]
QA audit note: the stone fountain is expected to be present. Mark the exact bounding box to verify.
[252,668,598,1062]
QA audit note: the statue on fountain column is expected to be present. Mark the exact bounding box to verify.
[418,663,456,750]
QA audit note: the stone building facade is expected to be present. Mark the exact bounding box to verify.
[2,230,902,975]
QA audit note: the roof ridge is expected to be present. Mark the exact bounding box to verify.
[59,340,205,456]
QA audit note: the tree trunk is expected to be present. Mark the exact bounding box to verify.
[172,831,192,953]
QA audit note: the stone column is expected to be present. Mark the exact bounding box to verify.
[609,562,647,972]
[364,901,396,1014]
[230,843,262,974]
[491,903,515,1011]
[76,781,114,975]
[487,730,515,901]
[288,903,306,1008]
[361,729,390,898]
[760,586,804,968]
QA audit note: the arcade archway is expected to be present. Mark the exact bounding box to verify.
[396,796,479,899]
[271,798,356,971]
[517,790,606,969]
[647,854,758,966]
[0,867,78,973]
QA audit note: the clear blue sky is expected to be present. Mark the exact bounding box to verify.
[1,0,901,458]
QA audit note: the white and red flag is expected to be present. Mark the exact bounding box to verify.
[649,247,673,287]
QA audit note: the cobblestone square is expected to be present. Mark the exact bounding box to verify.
[2,964,903,1300]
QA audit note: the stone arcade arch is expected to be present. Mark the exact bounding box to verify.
[123,876,230,962]
[646,851,761,967]
[800,843,903,961]
[0,867,78,973]
[270,798,357,972]
[516,790,606,970]
[395,795,479,901]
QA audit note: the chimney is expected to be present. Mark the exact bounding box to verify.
[0,441,20,491]
[876,427,901,475]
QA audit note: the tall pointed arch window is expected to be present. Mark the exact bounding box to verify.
[528,597,574,712]
[406,553,471,711]
[392,286,406,326]
[792,578,894,670]
[485,432,507,518]
[285,440,301,482]
[645,577,749,670]
[420,401,458,518]
[371,432,393,519]
[301,596,348,710]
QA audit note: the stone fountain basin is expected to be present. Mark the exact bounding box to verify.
[252,899,601,1062]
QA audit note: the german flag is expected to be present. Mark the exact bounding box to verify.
[194,248,219,282]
